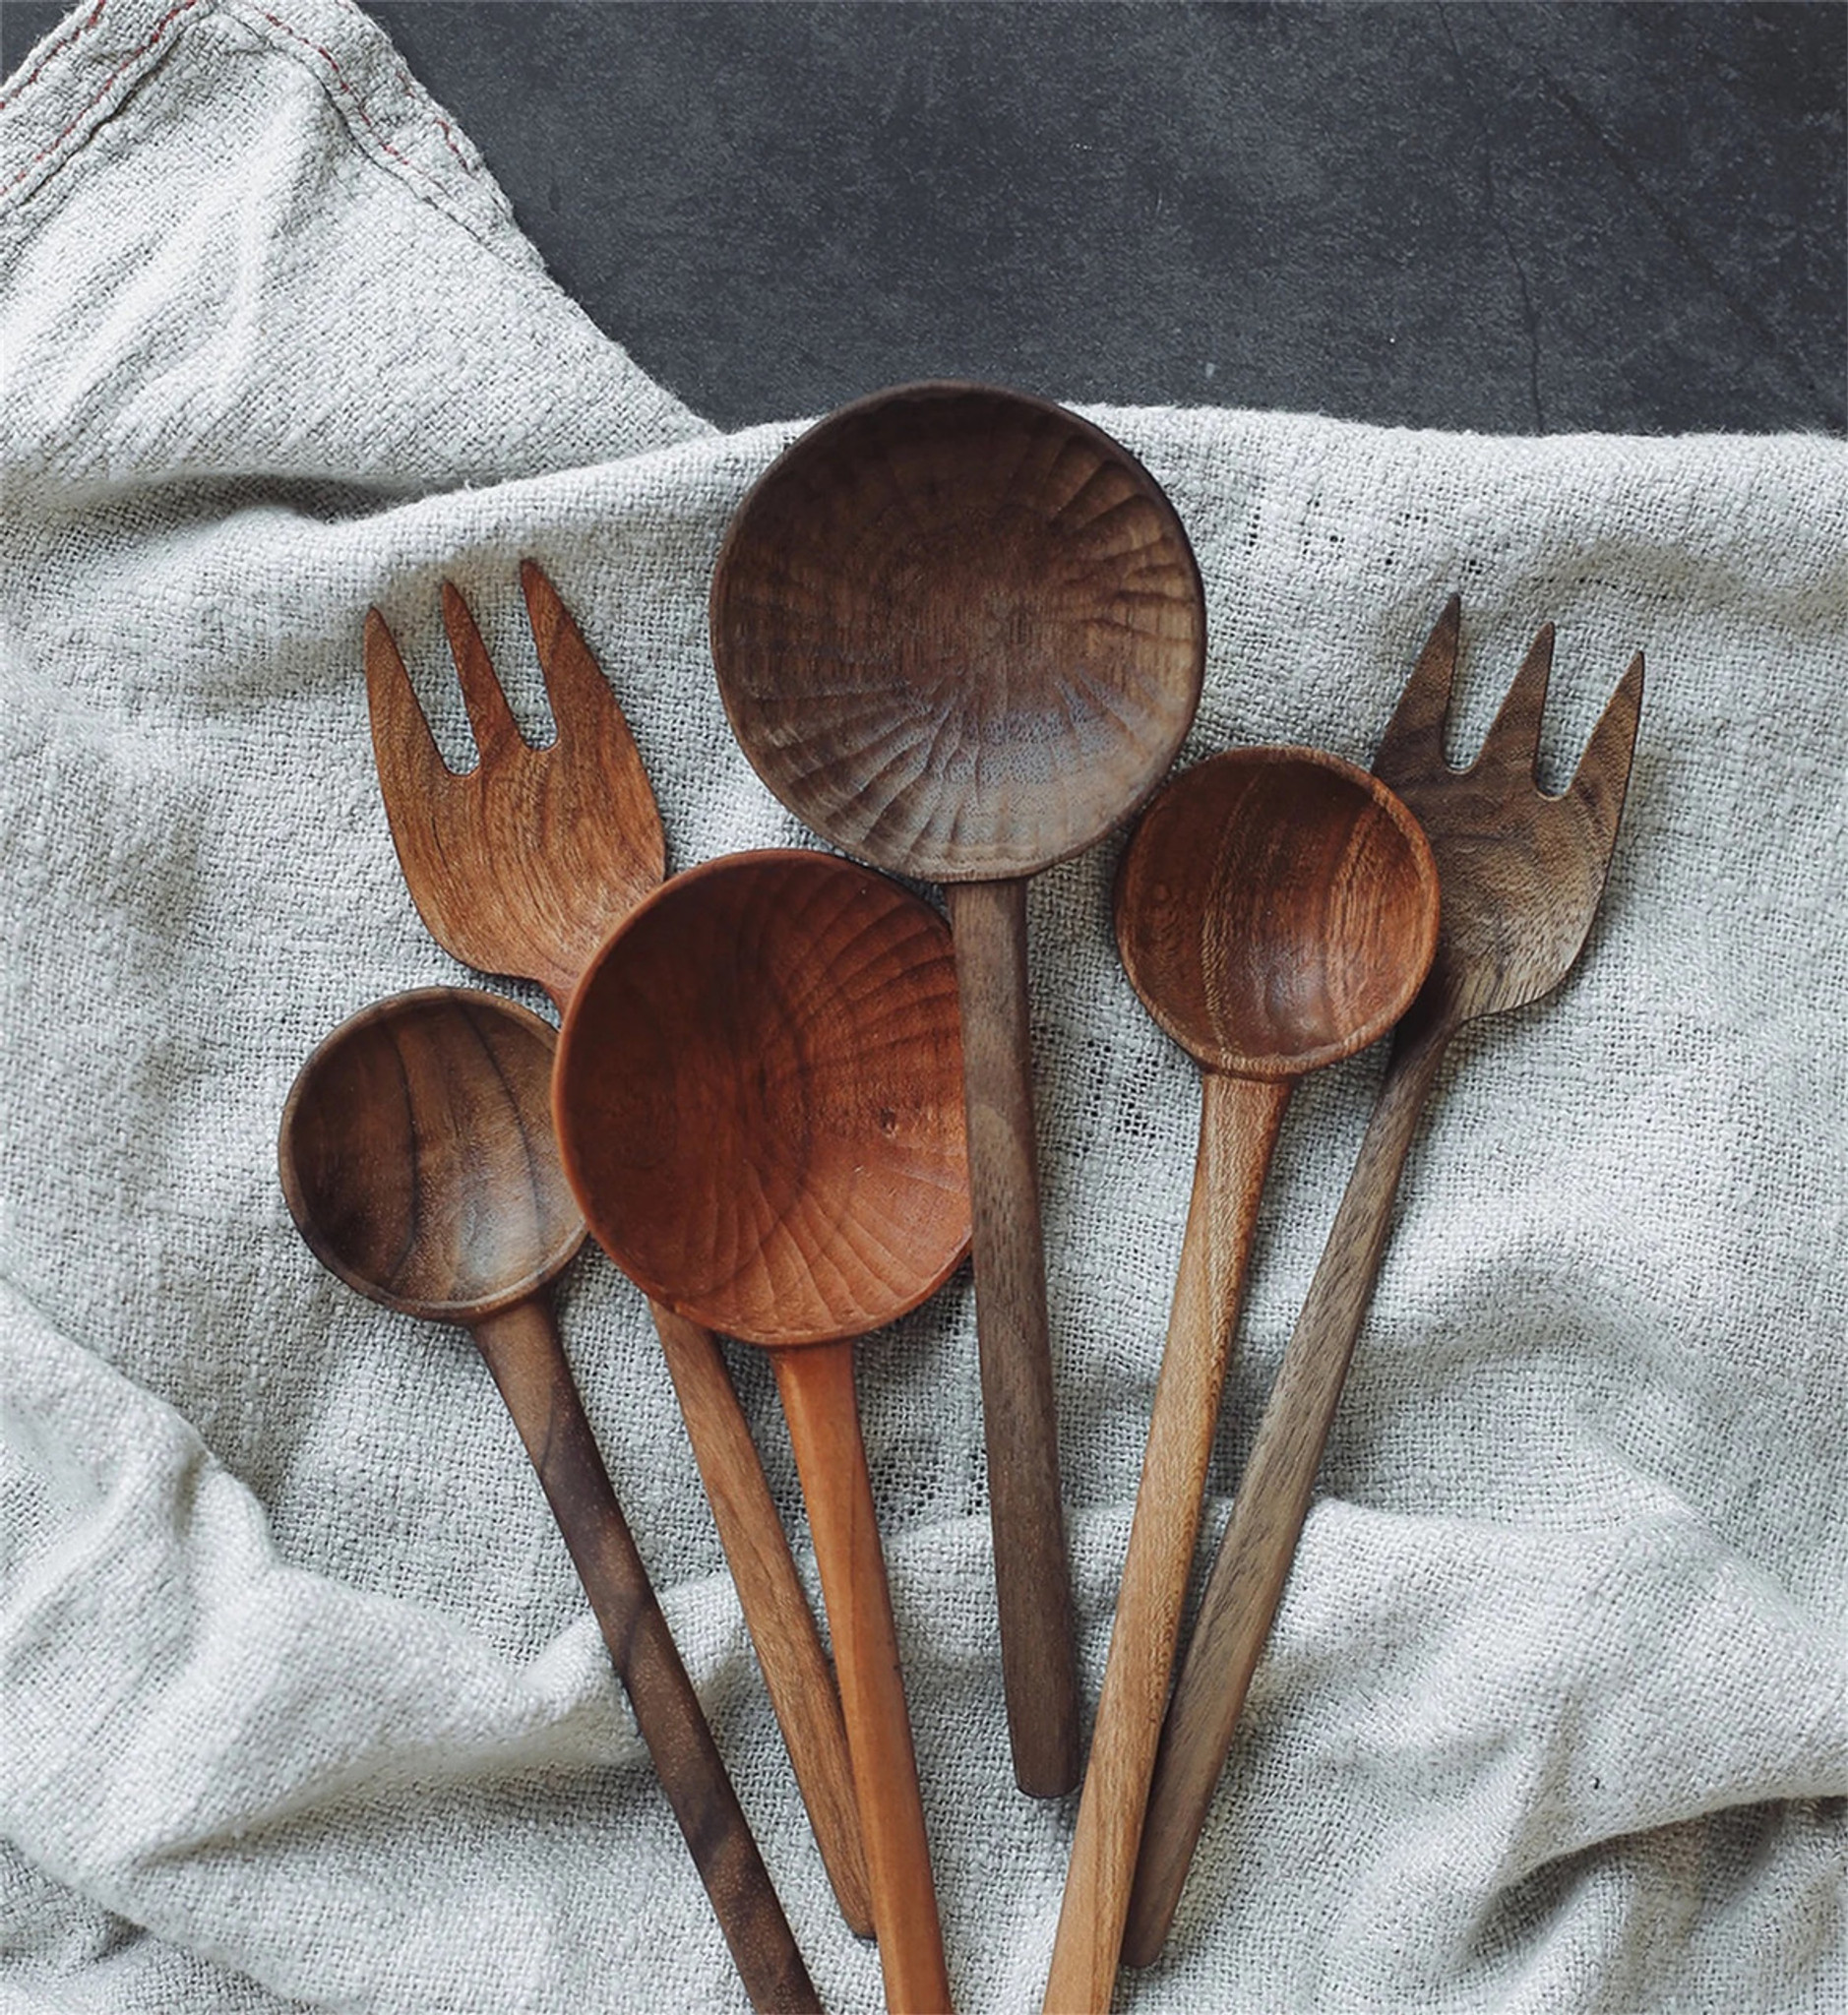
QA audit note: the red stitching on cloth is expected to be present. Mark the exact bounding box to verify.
[249,3,474,181]
[3,0,477,202]
[2,0,204,194]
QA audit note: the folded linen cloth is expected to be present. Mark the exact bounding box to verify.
[2,2,1844,2010]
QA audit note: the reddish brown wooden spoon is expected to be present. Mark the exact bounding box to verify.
[554,852,969,2015]
[710,382,1206,1798]
[277,988,818,2015]
[1043,748,1439,2014]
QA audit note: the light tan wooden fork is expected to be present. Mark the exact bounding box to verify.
[364,562,873,1938]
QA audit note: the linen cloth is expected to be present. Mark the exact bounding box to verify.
[2,1,1844,2008]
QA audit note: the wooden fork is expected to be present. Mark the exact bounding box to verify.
[364,564,873,1938]
[1122,597,1645,1963]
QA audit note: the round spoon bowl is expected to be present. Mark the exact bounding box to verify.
[278,988,583,1323]
[712,383,1201,1795]
[554,851,968,2009]
[709,382,1206,884]
[553,850,971,1348]
[1115,746,1441,1080]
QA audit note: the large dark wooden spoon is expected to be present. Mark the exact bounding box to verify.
[1043,748,1439,2012]
[709,381,1206,1797]
[277,988,819,2015]
[554,852,969,2015]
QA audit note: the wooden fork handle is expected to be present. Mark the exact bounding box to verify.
[944,876,1080,1799]
[470,1296,821,2015]
[1045,1070,1290,2014]
[1122,1018,1451,1967]
[650,1299,875,1937]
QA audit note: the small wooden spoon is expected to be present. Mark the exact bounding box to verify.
[1042,748,1439,2014]
[710,382,1206,1797]
[277,988,819,2015]
[554,852,969,2015]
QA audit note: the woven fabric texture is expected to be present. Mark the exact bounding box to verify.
[2,3,1844,2011]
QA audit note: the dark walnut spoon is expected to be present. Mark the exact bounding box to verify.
[554,852,968,2015]
[277,988,819,2015]
[709,382,1206,1798]
[1043,748,1439,2013]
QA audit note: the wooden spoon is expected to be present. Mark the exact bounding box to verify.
[1042,748,1439,2014]
[554,851,969,2015]
[277,988,819,2015]
[709,382,1206,1797]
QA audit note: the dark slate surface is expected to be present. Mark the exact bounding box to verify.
[5,1,1843,435]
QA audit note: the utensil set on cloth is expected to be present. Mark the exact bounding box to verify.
[277,383,1643,2014]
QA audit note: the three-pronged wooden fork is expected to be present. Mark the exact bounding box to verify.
[364,564,873,1938]
[1121,597,1645,1965]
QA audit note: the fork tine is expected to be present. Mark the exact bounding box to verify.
[365,606,458,789]
[1566,651,1645,855]
[520,561,617,731]
[440,580,524,762]
[1474,623,1555,774]
[1374,593,1460,775]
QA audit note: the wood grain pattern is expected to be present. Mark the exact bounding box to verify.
[943,877,1078,1798]
[365,562,664,1017]
[710,382,1207,1793]
[709,383,1205,885]
[365,567,873,1934]
[776,1340,954,2015]
[1114,749,1442,1082]
[553,849,967,2013]
[554,852,970,1344]
[470,1295,819,2015]
[651,1298,872,1935]
[277,988,584,1321]
[1124,601,1645,1966]
[1042,1070,1284,2015]
[277,990,819,2015]
[1044,748,1439,2013]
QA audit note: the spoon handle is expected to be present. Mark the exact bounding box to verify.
[470,1295,821,2015]
[1123,1016,1452,1966]
[773,1339,954,2015]
[944,876,1080,1800]
[650,1298,876,1937]
[1044,1070,1290,2014]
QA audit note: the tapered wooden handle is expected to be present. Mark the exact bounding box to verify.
[944,876,1079,1799]
[470,1297,820,2015]
[774,1340,953,2015]
[651,1299,875,1937]
[1123,1019,1451,1967]
[1044,1071,1290,2014]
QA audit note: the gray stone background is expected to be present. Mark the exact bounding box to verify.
[7,0,1840,436]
